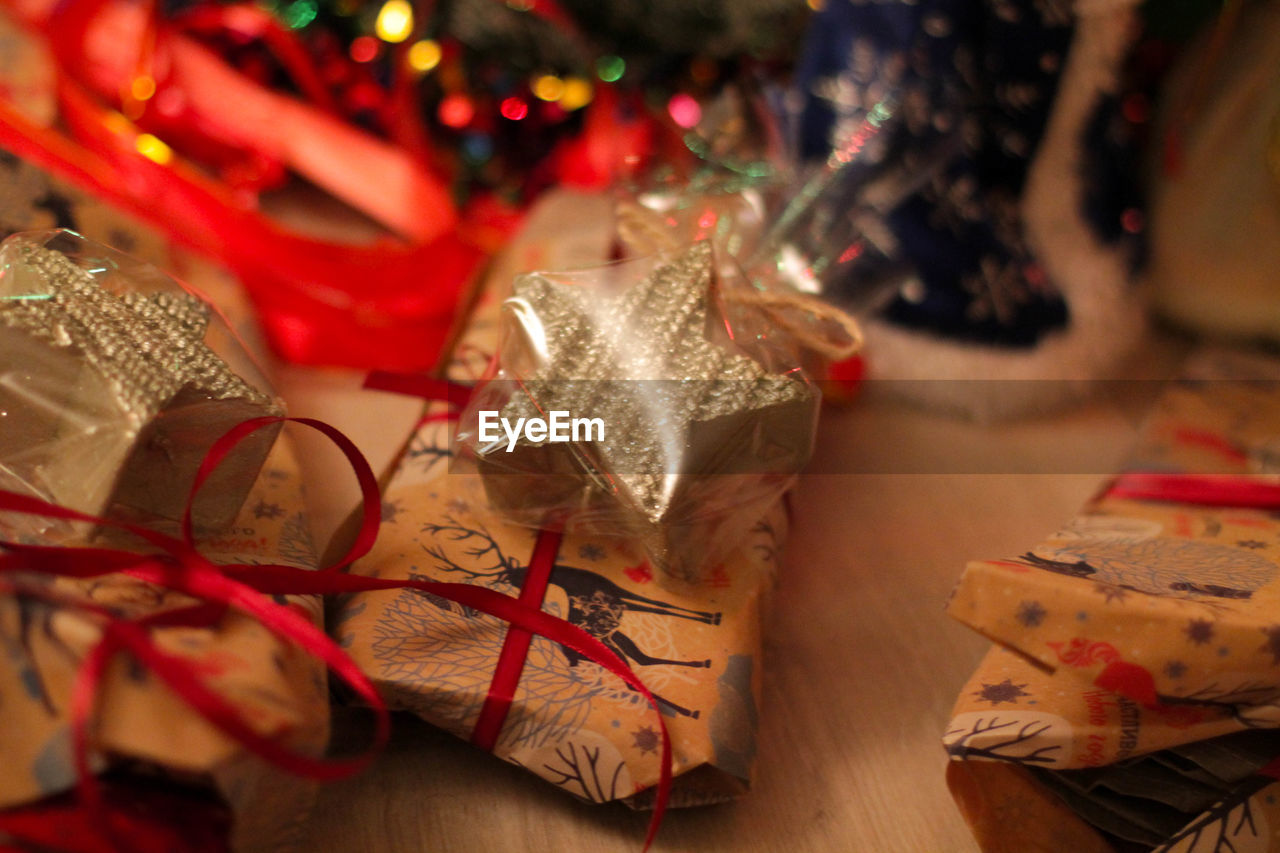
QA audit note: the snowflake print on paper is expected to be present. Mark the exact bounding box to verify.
[1015,601,1046,628]
[381,500,405,524]
[631,725,660,756]
[1163,661,1187,679]
[1185,619,1215,646]
[1238,540,1267,550]
[973,679,1030,706]
[578,544,605,562]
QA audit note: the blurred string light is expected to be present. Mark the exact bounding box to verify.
[438,93,475,128]
[374,0,414,43]
[281,0,317,29]
[135,133,173,165]
[558,77,592,111]
[461,134,493,165]
[129,75,156,102]
[407,39,442,73]
[531,74,565,102]
[667,93,701,128]
[595,55,625,83]
[499,96,528,120]
[349,35,380,62]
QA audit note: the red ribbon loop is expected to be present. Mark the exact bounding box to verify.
[0,411,671,851]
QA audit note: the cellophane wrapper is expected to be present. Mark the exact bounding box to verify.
[0,229,284,540]
[334,191,791,807]
[944,349,1280,852]
[0,231,329,852]
[452,238,817,584]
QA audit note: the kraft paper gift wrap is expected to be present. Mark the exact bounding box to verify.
[0,235,331,852]
[0,433,329,853]
[332,193,786,807]
[944,350,1280,852]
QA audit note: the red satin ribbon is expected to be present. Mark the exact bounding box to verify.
[1107,473,1280,509]
[0,414,671,851]
[470,525,563,752]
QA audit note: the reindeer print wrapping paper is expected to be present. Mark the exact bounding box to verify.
[332,198,788,807]
[944,350,1280,852]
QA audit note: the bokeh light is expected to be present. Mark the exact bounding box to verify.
[558,77,593,111]
[499,96,528,120]
[532,74,565,102]
[349,35,380,63]
[135,133,173,165]
[438,93,475,128]
[374,0,414,43]
[407,39,442,73]
[596,55,625,83]
[667,93,701,129]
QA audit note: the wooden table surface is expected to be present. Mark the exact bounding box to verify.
[281,365,1175,852]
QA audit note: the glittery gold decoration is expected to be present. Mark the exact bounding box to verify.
[478,242,815,581]
[1,245,273,423]
[0,233,282,536]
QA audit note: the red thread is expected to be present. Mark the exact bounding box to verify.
[1107,473,1280,509]
[471,526,563,751]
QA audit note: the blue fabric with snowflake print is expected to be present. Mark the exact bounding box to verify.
[792,0,1143,347]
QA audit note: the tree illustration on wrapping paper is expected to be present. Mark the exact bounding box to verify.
[1154,778,1276,853]
[508,730,634,803]
[944,711,1070,766]
[277,512,318,569]
[0,592,74,718]
[368,561,606,750]
[402,421,452,479]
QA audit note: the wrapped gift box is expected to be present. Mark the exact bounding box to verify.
[944,350,1280,851]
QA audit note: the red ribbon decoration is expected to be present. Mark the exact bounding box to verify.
[0,0,512,371]
[470,525,563,752]
[1107,472,1280,509]
[0,415,672,852]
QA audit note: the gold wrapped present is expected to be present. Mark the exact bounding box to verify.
[334,193,793,807]
[945,350,1280,852]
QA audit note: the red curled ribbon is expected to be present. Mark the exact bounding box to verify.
[0,414,672,851]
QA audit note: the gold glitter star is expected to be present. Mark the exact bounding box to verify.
[0,242,272,426]
[478,242,815,581]
[0,234,281,534]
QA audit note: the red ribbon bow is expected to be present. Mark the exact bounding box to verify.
[0,414,672,851]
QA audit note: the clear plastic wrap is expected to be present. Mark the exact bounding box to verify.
[454,241,819,584]
[616,75,922,316]
[0,229,284,540]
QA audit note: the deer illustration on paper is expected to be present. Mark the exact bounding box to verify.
[419,516,720,719]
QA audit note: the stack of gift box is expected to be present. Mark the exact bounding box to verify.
[0,0,1275,850]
